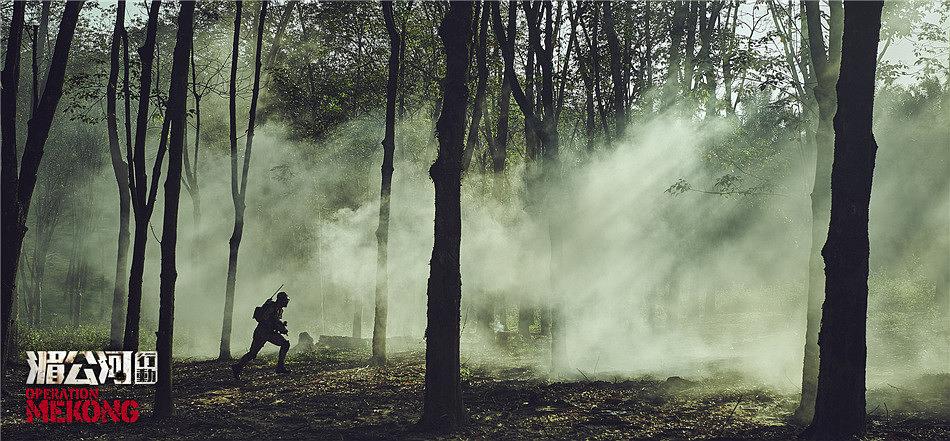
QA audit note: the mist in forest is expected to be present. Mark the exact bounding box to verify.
[6,2,944,407]
[40,81,944,393]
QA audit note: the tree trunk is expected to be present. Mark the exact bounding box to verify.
[462,3,489,173]
[372,0,401,366]
[31,1,50,112]
[807,3,883,439]
[603,3,625,138]
[220,1,244,360]
[666,1,688,96]
[2,1,82,364]
[107,1,132,350]
[683,1,699,90]
[155,0,194,418]
[420,1,472,430]
[183,45,202,244]
[492,45,510,174]
[220,0,267,360]
[125,1,163,352]
[796,0,843,422]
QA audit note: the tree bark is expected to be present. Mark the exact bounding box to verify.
[155,0,195,418]
[462,3,489,173]
[30,1,50,113]
[2,0,83,364]
[420,0,473,431]
[796,0,843,422]
[220,0,268,360]
[219,1,243,360]
[107,0,131,350]
[125,1,164,352]
[492,43,511,174]
[183,44,202,240]
[372,0,402,366]
[807,3,883,439]
[666,1,688,96]
[603,3,625,138]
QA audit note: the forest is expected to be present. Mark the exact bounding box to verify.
[0,1,948,440]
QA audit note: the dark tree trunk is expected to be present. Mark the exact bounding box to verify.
[420,0,473,431]
[220,0,267,360]
[29,1,50,113]
[807,3,883,439]
[797,0,843,422]
[683,1,699,90]
[372,0,401,366]
[493,0,563,371]
[125,1,163,352]
[155,0,195,418]
[0,0,25,362]
[666,1,688,95]
[590,3,610,141]
[107,1,131,350]
[220,1,243,359]
[696,2,722,116]
[644,1,653,87]
[2,1,82,364]
[492,44,511,174]
[462,3,489,173]
[603,2,625,136]
[183,45,202,241]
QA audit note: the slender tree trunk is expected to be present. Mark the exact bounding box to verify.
[667,1,688,96]
[603,2,625,137]
[797,0,843,422]
[183,45,202,242]
[31,1,50,111]
[107,1,131,350]
[589,4,610,141]
[493,48,511,173]
[125,1,163,352]
[807,3,883,439]
[372,0,401,366]
[155,0,194,418]
[683,1,699,90]
[220,1,244,360]
[2,1,82,364]
[420,1,473,430]
[220,0,267,360]
[462,4,489,173]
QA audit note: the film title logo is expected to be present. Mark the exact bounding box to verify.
[26,350,157,385]
[24,351,154,424]
[25,388,139,423]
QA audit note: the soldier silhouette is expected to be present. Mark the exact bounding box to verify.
[232,291,291,379]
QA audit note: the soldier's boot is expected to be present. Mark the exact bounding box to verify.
[231,363,241,379]
[275,341,290,374]
[232,354,252,379]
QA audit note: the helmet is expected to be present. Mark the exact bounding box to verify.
[276,292,290,303]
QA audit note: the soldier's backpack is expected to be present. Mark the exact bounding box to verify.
[253,299,274,322]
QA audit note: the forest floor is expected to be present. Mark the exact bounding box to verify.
[2,342,948,440]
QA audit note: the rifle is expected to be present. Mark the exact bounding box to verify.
[269,283,285,300]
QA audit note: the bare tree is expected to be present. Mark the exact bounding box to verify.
[107,0,132,350]
[1,0,83,364]
[372,0,403,366]
[420,0,473,430]
[807,2,883,439]
[155,0,195,417]
[461,3,489,173]
[796,0,843,422]
[124,0,167,352]
[219,0,269,360]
